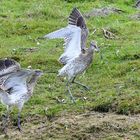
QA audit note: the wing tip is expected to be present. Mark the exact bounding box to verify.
[68,7,87,29]
[0,58,19,68]
[0,58,21,77]
[43,34,50,39]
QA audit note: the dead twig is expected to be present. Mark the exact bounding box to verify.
[102,28,116,39]
[91,28,97,35]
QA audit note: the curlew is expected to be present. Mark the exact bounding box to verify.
[44,8,89,65]
[0,58,43,131]
[43,8,99,102]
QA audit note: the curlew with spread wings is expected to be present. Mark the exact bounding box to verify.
[0,58,43,131]
[44,8,89,65]
[43,8,99,103]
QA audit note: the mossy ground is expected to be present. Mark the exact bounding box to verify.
[0,0,140,139]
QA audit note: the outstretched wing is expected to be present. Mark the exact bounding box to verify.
[0,58,21,89]
[44,25,81,64]
[1,69,34,91]
[69,7,87,29]
[44,25,73,39]
[0,58,20,77]
[69,8,88,51]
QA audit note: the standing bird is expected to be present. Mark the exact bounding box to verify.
[43,8,99,102]
[58,41,99,102]
[0,58,43,131]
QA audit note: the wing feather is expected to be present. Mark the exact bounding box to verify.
[0,58,20,77]
[68,8,88,51]
[44,25,81,64]
[44,26,73,39]
[68,8,87,29]
[1,69,34,91]
[59,26,81,64]
[43,8,88,64]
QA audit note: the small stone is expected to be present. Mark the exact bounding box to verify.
[37,42,40,45]
[27,65,32,69]
[12,48,16,51]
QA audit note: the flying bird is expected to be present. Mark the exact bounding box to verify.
[43,8,99,102]
[0,58,43,132]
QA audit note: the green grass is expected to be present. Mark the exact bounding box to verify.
[0,0,140,137]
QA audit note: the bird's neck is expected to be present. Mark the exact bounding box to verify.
[0,92,2,98]
[86,47,94,56]
[27,76,39,95]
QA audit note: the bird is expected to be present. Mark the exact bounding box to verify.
[58,41,99,102]
[136,0,140,8]
[43,8,99,102]
[44,7,89,65]
[0,58,43,132]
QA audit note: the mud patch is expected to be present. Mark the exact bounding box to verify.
[0,112,139,140]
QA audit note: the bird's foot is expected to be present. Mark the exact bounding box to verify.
[17,119,22,132]
[1,126,7,135]
[17,125,22,132]
[1,114,9,134]
[83,85,90,91]
[17,120,23,132]
[70,96,76,104]
[73,81,90,91]
[66,86,76,104]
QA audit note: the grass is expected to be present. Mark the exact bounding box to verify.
[0,0,140,139]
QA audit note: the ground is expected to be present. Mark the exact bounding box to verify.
[0,0,140,139]
[0,111,140,140]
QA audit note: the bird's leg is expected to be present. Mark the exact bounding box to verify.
[72,76,90,90]
[17,111,22,131]
[17,103,23,131]
[66,80,76,103]
[2,106,11,133]
[2,114,8,133]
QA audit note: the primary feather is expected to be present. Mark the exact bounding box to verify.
[69,8,89,51]
[0,58,20,77]
[45,25,81,64]
[43,8,88,65]
[69,7,87,29]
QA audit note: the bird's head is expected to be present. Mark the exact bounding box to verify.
[34,69,43,77]
[90,41,100,52]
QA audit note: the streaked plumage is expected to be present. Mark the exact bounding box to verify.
[0,58,43,131]
[58,42,99,80]
[58,41,99,102]
[44,8,88,65]
[69,8,88,51]
[0,58,20,77]
[45,25,81,64]
[43,8,99,102]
